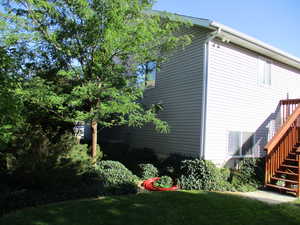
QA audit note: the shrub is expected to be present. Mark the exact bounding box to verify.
[136,163,159,180]
[96,160,128,171]
[230,158,264,191]
[220,167,231,181]
[10,132,96,190]
[177,159,233,191]
[94,160,139,195]
[153,176,173,188]
[159,153,193,178]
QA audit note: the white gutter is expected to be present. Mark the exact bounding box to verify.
[171,11,300,70]
[200,28,221,159]
[208,22,300,70]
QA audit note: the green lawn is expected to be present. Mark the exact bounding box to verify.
[1,191,300,225]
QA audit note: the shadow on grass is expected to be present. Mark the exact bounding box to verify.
[1,191,300,225]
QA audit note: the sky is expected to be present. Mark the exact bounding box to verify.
[153,0,300,58]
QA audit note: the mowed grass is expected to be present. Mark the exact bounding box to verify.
[1,191,300,225]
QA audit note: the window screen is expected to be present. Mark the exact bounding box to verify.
[228,131,254,156]
[228,131,241,156]
[241,132,254,156]
[136,61,157,88]
[258,57,271,86]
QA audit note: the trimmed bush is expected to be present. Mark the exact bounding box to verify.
[96,160,128,171]
[230,158,264,191]
[153,176,173,188]
[177,159,234,191]
[136,163,159,180]
[95,160,139,195]
[239,158,264,185]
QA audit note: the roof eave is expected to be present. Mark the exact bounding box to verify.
[208,22,300,70]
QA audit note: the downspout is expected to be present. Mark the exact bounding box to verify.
[200,27,221,159]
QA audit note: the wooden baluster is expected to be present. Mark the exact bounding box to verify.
[296,154,300,198]
[265,156,269,185]
[272,150,274,182]
[284,105,286,123]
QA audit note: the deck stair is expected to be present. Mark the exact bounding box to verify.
[265,99,300,196]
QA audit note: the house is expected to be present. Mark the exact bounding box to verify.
[105,11,300,195]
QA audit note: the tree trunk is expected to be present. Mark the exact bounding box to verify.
[91,120,97,158]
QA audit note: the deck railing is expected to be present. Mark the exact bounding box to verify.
[280,99,300,124]
[265,102,300,196]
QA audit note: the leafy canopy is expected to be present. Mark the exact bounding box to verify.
[1,0,191,136]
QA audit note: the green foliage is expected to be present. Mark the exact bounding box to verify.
[1,0,191,139]
[9,131,95,189]
[230,158,264,191]
[177,159,234,191]
[95,160,139,195]
[0,47,26,148]
[159,153,193,178]
[220,167,231,181]
[136,163,159,180]
[96,160,129,171]
[153,176,173,188]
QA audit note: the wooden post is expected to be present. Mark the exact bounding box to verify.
[264,155,269,186]
[91,121,97,158]
[297,154,300,197]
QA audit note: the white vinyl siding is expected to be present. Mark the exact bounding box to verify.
[205,39,300,165]
[108,27,211,157]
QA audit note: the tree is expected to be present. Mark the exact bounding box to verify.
[2,0,191,157]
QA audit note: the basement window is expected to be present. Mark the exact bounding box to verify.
[258,57,271,86]
[228,131,254,157]
[137,61,157,89]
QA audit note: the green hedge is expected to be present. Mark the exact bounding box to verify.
[136,163,159,180]
[153,176,173,188]
[95,160,139,195]
[230,158,264,191]
[177,159,234,191]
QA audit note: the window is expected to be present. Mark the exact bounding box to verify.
[137,61,157,88]
[258,57,271,86]
[228,131,254,156]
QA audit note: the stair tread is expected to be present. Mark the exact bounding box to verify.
[281,164,298,169]
[276,170,298,176]
[286,158,298,162]
[271,177,298,184]
[266,183,297,192]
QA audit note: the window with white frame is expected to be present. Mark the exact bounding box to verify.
[136,61,157,88]
[258,57,271,86]
[228,131,254,156]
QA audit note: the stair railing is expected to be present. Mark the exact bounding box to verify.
[280,99,300,124]
[265,103,300,195]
